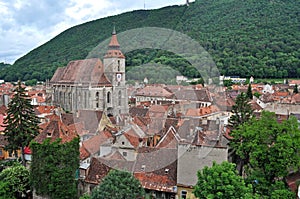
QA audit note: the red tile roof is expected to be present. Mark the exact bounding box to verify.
[104,31,125,59]
[34,120,78,144]
[85,157,111,184]
[80,144,91,160]
[82,130,113,155]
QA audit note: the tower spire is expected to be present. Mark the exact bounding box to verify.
[112,25,116,35]
[104,26,125,58]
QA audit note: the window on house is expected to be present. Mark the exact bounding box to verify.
[107,92,111,104]
[141,165,146,172]
[96,92,99,98]
[96,103,99,108]
[122,141,125,145]
[47,132,52,137]
[118,60,120,71]
[0,149,2,156]
[181,190,187,199]
[122,152,127,157]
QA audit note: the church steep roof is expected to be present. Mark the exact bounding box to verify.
[50,58,112,86]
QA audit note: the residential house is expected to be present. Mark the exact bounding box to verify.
[176,121,228,199]
[134,84,174,105]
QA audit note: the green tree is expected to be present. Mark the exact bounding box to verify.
[2,81,40,165]
[91,170,145,199]
[0,181,14,199]
[228,92,254,175]
[30,137,80,199]
[193,161,256,199]
[230,111,300,197]
[246,84,253,99]
[0,163,30,198]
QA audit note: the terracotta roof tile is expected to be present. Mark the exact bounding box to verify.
[82,131,113,155]
[85,157,111,184]
[34,120,78,144]
[80,144,91,160]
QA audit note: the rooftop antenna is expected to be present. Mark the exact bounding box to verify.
[186,0,190,6]
[144,0,146,9]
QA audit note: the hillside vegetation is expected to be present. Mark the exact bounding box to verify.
[1,0,299,82]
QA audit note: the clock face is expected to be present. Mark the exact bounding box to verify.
[117,73,122,82]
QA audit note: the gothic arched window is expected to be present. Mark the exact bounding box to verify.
[118,90,122,106]
[107,92,111,104]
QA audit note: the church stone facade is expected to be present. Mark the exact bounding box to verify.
[48,29,128,116]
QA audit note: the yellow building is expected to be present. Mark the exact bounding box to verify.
[0,133,21,160]
[177,185,197,199]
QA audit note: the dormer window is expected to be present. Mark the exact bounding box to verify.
[141,165,146,172]
[165,169,169,174]
[47,132,52,137]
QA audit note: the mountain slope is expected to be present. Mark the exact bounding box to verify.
[1,0,299,81]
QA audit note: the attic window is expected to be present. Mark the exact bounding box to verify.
[122,141,125,145]
[141,165,146,172]
[165,169,169,174]
[122,152,127,157]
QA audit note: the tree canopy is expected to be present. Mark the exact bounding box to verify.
[193,161,255,199]
[91,170,145,199]
[0,163,30,199]
[230,111,300,197]
[30,137,80,199]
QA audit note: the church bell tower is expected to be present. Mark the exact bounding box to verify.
[103,27,128,116]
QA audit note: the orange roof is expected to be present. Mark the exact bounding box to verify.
[123,129,141,148]
[35,120,78,144]
[82,131,113,155]
[35,105,56,115]
[80,144,91,160]
[185,105,219,117]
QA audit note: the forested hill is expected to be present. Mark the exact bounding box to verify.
[1,0,299,82]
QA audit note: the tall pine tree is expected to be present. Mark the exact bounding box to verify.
[3,81,40,165]
[246,84,253,99]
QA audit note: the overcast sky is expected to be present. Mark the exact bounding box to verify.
[0,0,194,64]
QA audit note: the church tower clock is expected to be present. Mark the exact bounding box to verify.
[103,27,128,116]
